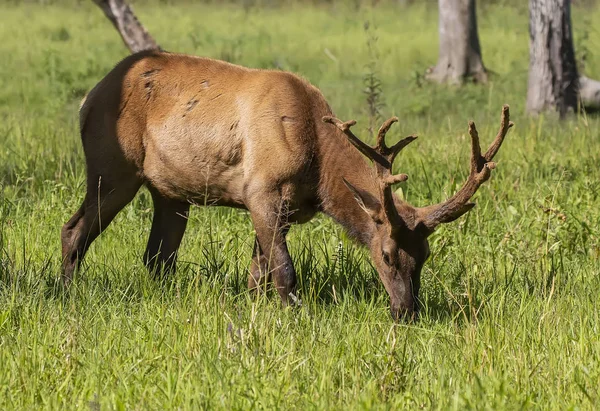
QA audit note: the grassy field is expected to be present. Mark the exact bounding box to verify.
[1,1,600,409]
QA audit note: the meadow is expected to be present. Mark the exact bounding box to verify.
[0,1,599,409]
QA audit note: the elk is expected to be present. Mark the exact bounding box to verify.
[61,50,512,320]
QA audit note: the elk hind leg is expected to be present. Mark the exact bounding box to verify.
[61,175,141,285]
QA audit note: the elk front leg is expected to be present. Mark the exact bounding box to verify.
[61,174,141,285]
[248,202,297,305]
[248,235,270,292]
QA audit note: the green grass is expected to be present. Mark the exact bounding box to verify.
[1,1,600,409]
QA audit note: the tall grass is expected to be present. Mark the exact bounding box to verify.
[0,1,599,409]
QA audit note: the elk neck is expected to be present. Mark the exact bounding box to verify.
[316,122,379,245]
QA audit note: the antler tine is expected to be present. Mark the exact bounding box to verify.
[468,120,483,175]
[483,104,514,162]
[384,173,409,187]
[322,116,390,168]
[468,120,495,184]
[390,135,418,163]
[376,116,399,150]
[376,116,419,162]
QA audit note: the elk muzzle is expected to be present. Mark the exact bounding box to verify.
[390,298,418,322]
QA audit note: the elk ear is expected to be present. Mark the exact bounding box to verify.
[342,178,383,223]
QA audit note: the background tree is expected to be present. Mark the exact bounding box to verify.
[91,0,159,53]
[527,0,600,116]
[426,0,488,84]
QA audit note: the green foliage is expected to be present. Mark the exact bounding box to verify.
[362,20,385,137]
[0,2,600,409]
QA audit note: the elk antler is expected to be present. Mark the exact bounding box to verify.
[418,104,513,229]
[323,115,417,229]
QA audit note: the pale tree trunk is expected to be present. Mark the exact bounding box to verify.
[427,0,488,84]
[579,76,600,109]
[527,0,600,115]
[91,0,159,53]
[526,0,578,116]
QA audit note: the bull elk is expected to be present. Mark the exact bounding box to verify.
[61,50,512,320]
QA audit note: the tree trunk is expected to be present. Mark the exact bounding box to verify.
[579,76,600,110]
[427,0,488,84]
[92,0,159,53]
[526,0,578,116]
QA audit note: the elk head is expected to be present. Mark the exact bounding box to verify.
[323,105,513,321]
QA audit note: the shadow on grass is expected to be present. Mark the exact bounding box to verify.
[580,106,600,116]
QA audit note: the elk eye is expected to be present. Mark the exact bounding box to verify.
[382,252,391,266]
